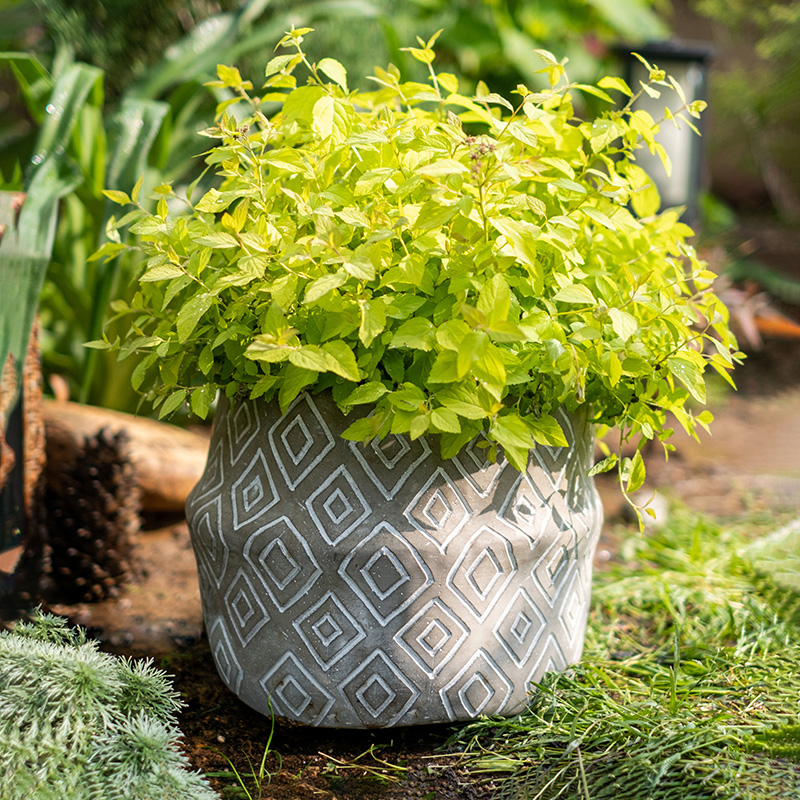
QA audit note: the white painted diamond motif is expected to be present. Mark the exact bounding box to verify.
[268,395,336,490]
[395,598,470,677]
[494,587,547,667]
[448,526,517,622]
[306,466,372,545]
[340,650,420,726]
[339,522,433,625]
[231,449,278,531]
[244,517,322,612]
[294,591,366,670]
[260,652,335,726]
[441,649,514,721]
[404,467,471,552]
[224,570,269,647]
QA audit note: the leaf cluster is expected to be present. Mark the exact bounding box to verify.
[99,29,739,474]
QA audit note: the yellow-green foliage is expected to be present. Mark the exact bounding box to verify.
[97,29,738,482]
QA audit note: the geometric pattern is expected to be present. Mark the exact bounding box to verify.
[186,392,603,728]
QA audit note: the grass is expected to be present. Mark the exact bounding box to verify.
[205,703,282,800]
[457,509,800,800]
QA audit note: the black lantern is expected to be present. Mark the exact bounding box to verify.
[617,40,713,227]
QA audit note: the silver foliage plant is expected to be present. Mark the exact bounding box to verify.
[0,612,219,800]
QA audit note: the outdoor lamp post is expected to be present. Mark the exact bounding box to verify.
[617,40,713,227]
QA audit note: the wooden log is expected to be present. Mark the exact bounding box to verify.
[42,400,210,512]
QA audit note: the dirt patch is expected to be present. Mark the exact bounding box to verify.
[166,644,495,800]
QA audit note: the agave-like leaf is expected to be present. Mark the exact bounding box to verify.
[79,97,170,402]
[0,62,102,412]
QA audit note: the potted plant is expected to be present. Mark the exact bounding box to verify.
[96,29,738,727]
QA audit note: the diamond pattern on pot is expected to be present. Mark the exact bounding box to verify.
[404,467,471,552]
[395,598,470,677]
[441,648,514,721]
[268,395,335,490]
[339,522,434,625]
[294,591,367,670]
[243,516,322,612]
[340,650,420,727]
[557,567,587,649]
[448,526,517,621]
[231,448,278,530]
[188,394,604,727]
[260,652,335,726]
[531,522,578,606]
[209,617,243,694]
[224,569,270,647]
[498,472,549,542]
[189,495,229,589]
[453,434,507,497]
[227,398,261,466]
[305,465,371,545]
[349,432,432,499]
[493,587,547,667]
[525,633,568,687]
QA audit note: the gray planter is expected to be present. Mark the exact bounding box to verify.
[186,392,603,728]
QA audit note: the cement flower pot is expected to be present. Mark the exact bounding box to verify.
[186,392,603,728]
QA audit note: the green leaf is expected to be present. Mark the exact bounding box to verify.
[265,54,298,78]
[304,272,347,303]
[477,274,511,326]
[312,95,349,144]
[278,364,316,412]
[342,381,388,406]
[667,356,706,403]
[438,388,488,419]
[389,318,436,351]
[409,414,430,440]
[343,259,375,282]
[288,345,330,372]
[194,231,239,249]
[527,415,568,447]
[321,341,360,382]
[417,159,469,178]
[176,293,214,343]
[457,331,489,379]
[317,58,348,92]
[282,85,326,126]
[431,407,461,433]
[191,385,216,419]
[608,308,637,341]
[553,285,595,305]
[341,416,381,442]
[626,450,647,493]
[140,263,185,282]
[491,414,534,451]
[506,121,538,148]
[588,453,618,476]
[583,207,617,230]
[359,300,386,347]
[103,189,131,205]
[159,389,187,419]
[598,76,632,96]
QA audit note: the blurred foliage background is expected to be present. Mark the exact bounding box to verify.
[0,0,797,414]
